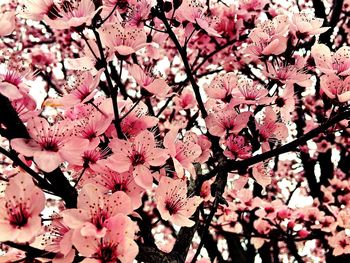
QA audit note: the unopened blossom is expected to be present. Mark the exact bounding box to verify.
[155,176,202,227]
[11,117,89,172]
[72,213,138,263]
[224,135,252,160]
[163,129,202,177]
[107,130,169,189]
[128,64,170,98]
[320,74,350,103]
[312,43,350,76]
[0,11,15,37]
[0,173,45,243]
[61,184,133,238]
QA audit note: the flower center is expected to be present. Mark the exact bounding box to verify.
[8,203,29,227]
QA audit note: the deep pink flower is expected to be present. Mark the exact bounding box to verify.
[0,173,45,243]
[11,117,89,172]
[155,176,202,227]
[224,135,252,160]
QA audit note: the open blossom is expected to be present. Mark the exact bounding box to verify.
[173,88,197,110]
[290,12,329,37]
[246,15,289,57]
[0,11,15,37]
[11,117,89,172]
[177,0,221,37]
[224,135,252,160]
[0,173,45,243]
[99,21,148,56]
[205,72,238,101]
[163,129,202,178]
[72,213,138,263]
[128,64,170,98]
[86,166,144,209]
[328,231,350,256]
[61,184,133,238]
[230,77,272,106]
[205,107,251,138]
[106,130,169,189]
[155,177,202,227]
[320,74,350,103]
[312,44,350,76]
[43,0,101,30]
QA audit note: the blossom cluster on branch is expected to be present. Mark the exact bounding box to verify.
[0,0,350,262]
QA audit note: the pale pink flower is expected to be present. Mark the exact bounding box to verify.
[320,74,350,103]
[86,166,144,209]
[0,11,15,37]
[247,15,289,57]
[44,0,101,30]
[257,107,288,149]
[72,213,138,263]
[205,108,252,138]
[224,135,252,160]
[275,84,295,123]
[252,162,271,188]
[264,57,313,87]
[0,173,45,243]
[20,0,57,21]
[11,94,38,122]
[230,77,272,106]
[173,88,197,110]
[163,129,202,177]
[61,183,133,238]
[128,64,170,98]
[106,130,169,189]
[194,135,212,163]
[155,176,202,227]
[99,21,148,56]
[177,0,221,37]
[254,218,271,234]
[312,43,350,76]
[328,231,350,256]
[290,12,329,37]
[11,117,89,172]
[58,70,103,107]
[205,72,238,101]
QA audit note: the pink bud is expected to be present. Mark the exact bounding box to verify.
[298,229,309,238]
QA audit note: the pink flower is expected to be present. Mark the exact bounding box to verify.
[224,135,252,160]
[11,117,89,172]
[20,0,57,21]
[128,64,170,98]
[155,177,202,227]
[106,130,169,189]
[205,72,238,101]
[257,107,288,149]
[312,43,350,76]
[61,184,133,238]
[0,11,15,37]
[290,12,329,37]
[320,74,350,103]
[173,88,197,110]
[86,166,144,209]
[99,21,148,56]
[205,108,251,138]
[43,0,101,30]
[252,162,271,188]
[163,129,202,177]
[328,231,350,256]
[72,213,138,263]
[0,173,45,243]
[230,77,272,106]
[58,70,103,107]
[11,94,37,122]
[275,84,296,123]
[247,15,289,57]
